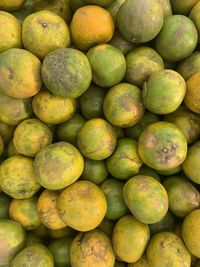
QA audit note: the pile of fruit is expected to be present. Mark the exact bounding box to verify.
[0,0,200,266]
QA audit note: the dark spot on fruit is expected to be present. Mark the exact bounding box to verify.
[156,140,178,165]
[37,19,48,28]
[160,241,165,248]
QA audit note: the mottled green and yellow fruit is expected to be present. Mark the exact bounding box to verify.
[0,122,15,144]
[128,255,150,267]
[101,178,128,220]
[34,142,84,190]
[182,209,200,258]
[0,155,41,199]
[10,244,54,267]
[158,0,172,17]
[149,210,175,235]
[143,69,186,114]
[107,0,126,27]
[70,229,115,267]
[9,196,41,230]
[117,0,164,43]
[0,0,26,11]
[98,218,115,236]
[123,175,168,224]
[57,180,107,231]
[190,2,200,41]
[184,71,200,114]
[165,106,200,144]
[0,11,22,53]
[56,113,86,146]
[77,118,117,160]
[79,84,106,120]
[155,15,198,62]
[0,48,42,98]
[37,190,66,230]
[32,90,77,125]
[125,111,159,141]
[103,83,145,127]
[13,118,53,157]
[109,31,137,55]
[48,237,73,267]
[70,5,114,51]
[112,215,150,263]
[0,193,11,219]
[0,92,33,126]
[34,0,72,23]
[138,165,160,181]
[81,158,108,185]
[106,138,142,180]
[171,0,200,15]
[157,165,181,176]
[0,219,26,266]
[87,44,126,88]
[126,47,164,88]
[146,232,191,267]
[177,52,200,80]
[138,122,188,171]
[42,48,92,98]
[22,10,70,59]
[7,139,20,157]
[163,176,200,217]
[182,141,200,184]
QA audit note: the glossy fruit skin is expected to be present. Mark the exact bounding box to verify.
[10,244,54,267]
[155,15,198,62]
[184,71,200,114]
[41,48,92,98]
[138,122,188,171]
[57,180,107,232]
[182,209,200,258]
[22,10,70,59]
[106,138,142,180]
[70,229,115,267]
[125,46,164,88]
[0,155,41,199]
[112,215,150,263]
[48,237,73,267]
[70,5,114,51]
[117,0,164,43]
[87,44,126,88]
[0,219,26,266]
[77,118,117,160]
[123,175,168,224]
[0,48,42,98]
[37,190,66,230]
[34,142,84,190]
[146,232,191,267]
[103,83,145,128]
[182,141,200,184]
[163,176,200,218]
[142,69,186,114]
[0,11,22,53]
[101,178,128,220]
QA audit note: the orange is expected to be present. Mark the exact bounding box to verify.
[70,5,114,51]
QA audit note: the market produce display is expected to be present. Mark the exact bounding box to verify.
[0,0,200,266]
